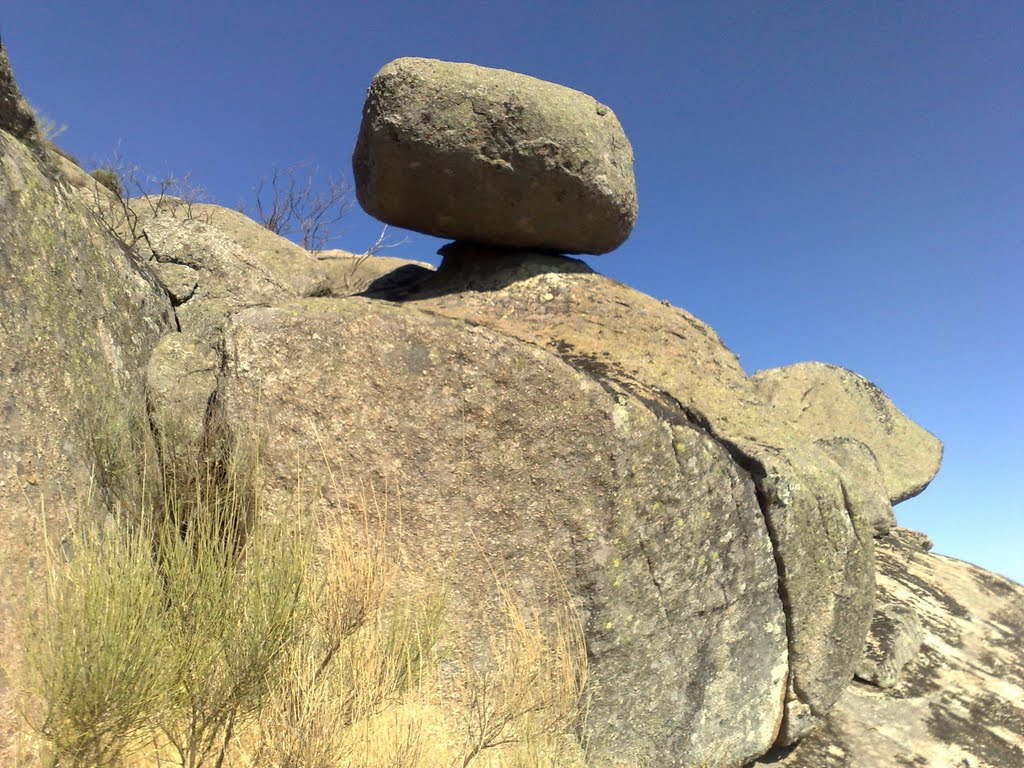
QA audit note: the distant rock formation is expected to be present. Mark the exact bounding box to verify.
[1,46,1019,768]
[352,57,637,254]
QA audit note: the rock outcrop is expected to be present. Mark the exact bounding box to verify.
[217,298,788,766]
[0,45,175,758]
[377,243,881,745]
[4,46,1015,768]
[752,362,943,504]
[751,529,1024,768]
[0,41,40,150]
[352,57,637,254]
[128,201,330,341]
[854,602,923,689]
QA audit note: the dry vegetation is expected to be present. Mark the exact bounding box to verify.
[251,162,352,256]
[17,411,591,768]
[83,153,214,250]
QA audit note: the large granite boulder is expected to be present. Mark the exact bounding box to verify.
[380,243,881,744]
[0,112,175,760]
[352,57,637,254]
[217,298,788,767]
[752,362,943,504]
[751,529,1024,768]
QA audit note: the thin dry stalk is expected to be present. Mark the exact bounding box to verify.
[86,150,212,251]
[254,479,441,768]
[455,587,588,768]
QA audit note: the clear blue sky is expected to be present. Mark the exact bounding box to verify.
[4,2,1021,582]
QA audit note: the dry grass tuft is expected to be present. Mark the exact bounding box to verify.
[19,427,592,768]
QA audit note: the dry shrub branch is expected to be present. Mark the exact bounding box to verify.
[252,162,353,256]
[86,151,213,251]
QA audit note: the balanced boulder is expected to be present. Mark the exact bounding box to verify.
[352,57,637,254]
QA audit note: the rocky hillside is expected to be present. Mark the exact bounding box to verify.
[1,46,1020,767]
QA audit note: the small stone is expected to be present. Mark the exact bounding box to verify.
[855,604,923,689]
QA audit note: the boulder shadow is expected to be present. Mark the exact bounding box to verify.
[360,240,595,302]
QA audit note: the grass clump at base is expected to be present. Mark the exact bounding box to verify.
[20,436,591,768]
[24,513,169,768]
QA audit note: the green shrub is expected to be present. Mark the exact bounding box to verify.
[154,484,307,768]
[23,514,170,768]
[23,429,309,768]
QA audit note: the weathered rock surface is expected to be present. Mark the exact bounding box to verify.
[814,437,896,537]
[352,57,637,254]
[218,298,789,767]
[854,603,923,689]
[0,119,175,758]
[316,248,435,296]
[145,333,220,463]
[382,243,879,743]
[752,362,943,504]
[751,530,1024,768]
[130,202,329,341]
[898,526,935,553]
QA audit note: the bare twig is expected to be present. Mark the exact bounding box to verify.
[87,150,212,252]
[251,162,353,257]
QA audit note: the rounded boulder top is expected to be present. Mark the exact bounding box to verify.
[352,57,638,255]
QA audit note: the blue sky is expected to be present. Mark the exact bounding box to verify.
[4,2,1021,582]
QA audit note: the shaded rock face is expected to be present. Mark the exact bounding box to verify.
[316,248,435,297]
[0,126,175,759]
[352,57,637,254]
[751,530,1024,768]
[218,299,788,767]
[752,362,943,504]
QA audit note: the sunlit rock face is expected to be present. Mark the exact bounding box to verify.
[750,529,1024,768]
[1,43,175,763]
